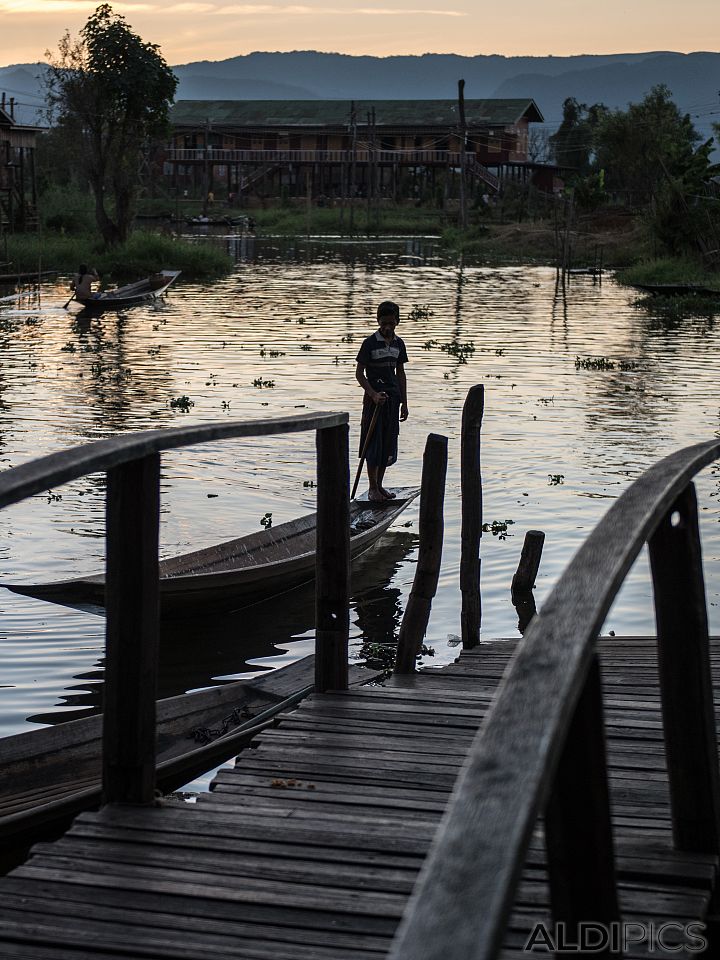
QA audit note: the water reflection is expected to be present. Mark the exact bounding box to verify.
[27,530,417,725]
[3,245,720,739]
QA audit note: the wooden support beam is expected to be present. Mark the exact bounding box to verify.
[314,423,350,692]
[460,384,484,648]
[102,454,161,805]
[649,482,720,853]
[544,654,621,952]
[395,433,448,673]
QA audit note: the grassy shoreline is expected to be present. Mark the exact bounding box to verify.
[3,203,718,289]
[1,231,233,282]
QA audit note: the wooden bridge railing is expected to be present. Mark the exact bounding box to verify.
[0,413,350,805]
[389,438,720,960]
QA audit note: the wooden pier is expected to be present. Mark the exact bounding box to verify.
[2,393,720,956]
[0,636,718,957]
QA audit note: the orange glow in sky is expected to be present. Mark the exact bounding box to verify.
[0,0,718,66]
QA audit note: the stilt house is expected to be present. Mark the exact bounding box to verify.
[165,99,546,202]
[0,94,40,233]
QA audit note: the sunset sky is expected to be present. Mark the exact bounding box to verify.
[0,0,718,66]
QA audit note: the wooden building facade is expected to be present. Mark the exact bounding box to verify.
[165,99,546,202]
[0,94,40,233]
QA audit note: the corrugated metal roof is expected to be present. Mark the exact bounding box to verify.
[170,99,544,128]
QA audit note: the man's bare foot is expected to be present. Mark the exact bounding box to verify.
[368,488,385,502]
[379,487,396,499]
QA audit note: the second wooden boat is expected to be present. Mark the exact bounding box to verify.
[73,269,181,313]
[3,488,419,616]
[0,655,381,865]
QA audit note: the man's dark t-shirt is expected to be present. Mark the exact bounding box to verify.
[356,330,409,397]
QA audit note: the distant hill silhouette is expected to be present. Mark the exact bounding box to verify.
[2,50,718,143]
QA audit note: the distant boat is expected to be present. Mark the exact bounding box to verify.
[3,488,419,617]
[72,269,181,313]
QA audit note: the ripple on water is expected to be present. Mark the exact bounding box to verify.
[1,241,720,736]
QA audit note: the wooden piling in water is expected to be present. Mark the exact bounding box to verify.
[460,384,484,649]
[511,529,545,596]
[102,454,161,805]
[314,422,351,693]
[394,433,448,674]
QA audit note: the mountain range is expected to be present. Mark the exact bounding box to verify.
[2,50,718,143]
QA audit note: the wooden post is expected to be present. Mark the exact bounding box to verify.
[460,384,484,649]
[102,454,161,805]
[545,654,621,948]
[648,482,720,853]
[349,102,357,232]
[315,423,350,692]
[457,79,468,230]
[511,530,545,596]
[395,433,448,674]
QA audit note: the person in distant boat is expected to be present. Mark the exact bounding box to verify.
[71,264,99,303]
[355,301,409,502]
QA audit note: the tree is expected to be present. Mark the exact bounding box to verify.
[46,4,177,246]
[549,98,606,174]
[594,85,712,206]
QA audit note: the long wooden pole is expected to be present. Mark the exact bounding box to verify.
[457,79,468,230]
[460,384,484,648]
[350,402,381,501]
[394,433,448,674]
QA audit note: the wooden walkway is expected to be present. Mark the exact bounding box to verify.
[0,637,718,958]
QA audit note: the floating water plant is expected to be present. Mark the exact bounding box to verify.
[303,480,316,488]
[575,356,639,372]
[408,304,434,320]
[440,341,475,362]
[169,395,194,412]
[252,378,275,388]
[482,519,515,539]
[299,344,312,351]
[260,512,272,529]
[548,474,565,485]
[422,339,439,350]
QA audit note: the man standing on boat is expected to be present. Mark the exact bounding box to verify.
[355,301,409,502]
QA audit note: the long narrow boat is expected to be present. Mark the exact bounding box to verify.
[3,488,419,616]
[73,269,181,313]
[0,655,380,866]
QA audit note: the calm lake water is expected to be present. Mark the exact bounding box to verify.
[2,236,720,748]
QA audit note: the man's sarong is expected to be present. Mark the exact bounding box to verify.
[359,391,400,468]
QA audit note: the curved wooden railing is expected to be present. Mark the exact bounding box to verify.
[0,413,350,806]
[390,438,720,959]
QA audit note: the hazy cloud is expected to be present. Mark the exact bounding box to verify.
[216,3,465,13]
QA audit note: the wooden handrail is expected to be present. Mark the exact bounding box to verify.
[389,437,720,960]
[0,412,347,510]
[0,412,350,805]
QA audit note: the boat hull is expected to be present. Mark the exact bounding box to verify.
[76,270,181,313]
[4,489,419,616]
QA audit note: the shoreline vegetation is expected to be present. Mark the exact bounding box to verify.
[1,230,234,282]
[2,199,718,292]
